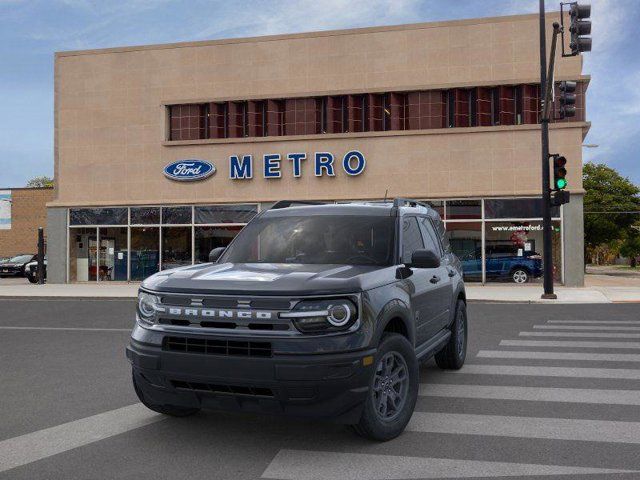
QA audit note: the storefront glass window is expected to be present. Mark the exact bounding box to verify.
[161,227,192,270]
[446,200,481,220]
[194,226,244,263]
[162,206,192,224]
[68,228,97,282]
[98,227,128,281]
[484,198,559,219]
[194,204,258,224]
[445,222,482,281]
[69,208,127,226]
[130,227,159,281]
[484,220,561,284]
[131,207,160,225]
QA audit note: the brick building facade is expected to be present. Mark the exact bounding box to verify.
[0,187,54,257]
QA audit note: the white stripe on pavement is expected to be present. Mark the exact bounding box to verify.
[446,364,640,380]
[420,384,640,405]
[261,449,634,479]
[477,350,640,362]
[534,325,640,331]
[520,331,640,338]
[500,339,640,349]
[407,412,640,444]
[548,320,640,324]
[0,326,131,332]
[0,403,163,473]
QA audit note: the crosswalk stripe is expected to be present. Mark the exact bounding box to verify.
[261,449,634,479]
[0,403,163,473]
[500,339,640,349]
[419,384,640,405]
[477,350,640,362]
[407,412,640,444]
[445,364,640,380]
[534,325,640,331]
[548,320,640,325]
[520,331,640,338]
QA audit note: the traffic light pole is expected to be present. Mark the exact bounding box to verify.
[539,0,557,299]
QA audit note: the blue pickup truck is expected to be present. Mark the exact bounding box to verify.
[458,246,543,283]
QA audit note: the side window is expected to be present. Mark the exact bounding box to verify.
[419,217,442,256]
[401,217,424,264]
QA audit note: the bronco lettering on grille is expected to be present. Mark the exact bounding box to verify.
[156,306,273,320]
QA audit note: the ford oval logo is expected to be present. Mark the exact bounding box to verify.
[164,160,215,181]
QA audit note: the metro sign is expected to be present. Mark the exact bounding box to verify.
[229,150,366,179]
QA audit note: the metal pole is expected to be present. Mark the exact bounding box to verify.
[37,227,45,285]
[539,0,556,299]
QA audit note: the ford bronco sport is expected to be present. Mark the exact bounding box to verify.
[127,198,467,441]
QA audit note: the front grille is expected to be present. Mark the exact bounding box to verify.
[163,336,272,357]
[171,380,274,397]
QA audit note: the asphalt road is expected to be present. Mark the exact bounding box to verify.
[1,300,640,479]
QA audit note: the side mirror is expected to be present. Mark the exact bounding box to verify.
[208,247,226,263]
[410,249,440,268]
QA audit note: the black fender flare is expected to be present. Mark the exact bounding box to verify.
[373,298,415,347]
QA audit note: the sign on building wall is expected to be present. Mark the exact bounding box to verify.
[0,190,11,230]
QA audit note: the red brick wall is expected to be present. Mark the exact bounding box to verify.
[0,188,54,257]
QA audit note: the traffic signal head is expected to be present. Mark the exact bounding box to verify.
[552,155,568,190]
[570,3,592,55]
[558,81,577,118]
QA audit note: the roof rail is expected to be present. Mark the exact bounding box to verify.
[269,200,327,210]
[392,198,431,209]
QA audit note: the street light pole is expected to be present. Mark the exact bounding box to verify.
[539,0,557,299]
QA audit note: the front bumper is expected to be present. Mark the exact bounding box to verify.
[126,331,376,424]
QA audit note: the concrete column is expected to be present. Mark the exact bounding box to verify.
[46,207,67,284]
[562,193,584,287]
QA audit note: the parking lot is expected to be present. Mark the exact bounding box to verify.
[1,300,640,479]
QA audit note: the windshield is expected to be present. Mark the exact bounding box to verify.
[220,215,395,266]
[9,255,33,263]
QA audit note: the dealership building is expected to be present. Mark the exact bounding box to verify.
[47,12,589,286]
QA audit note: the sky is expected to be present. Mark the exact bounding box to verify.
[0,0,638,187]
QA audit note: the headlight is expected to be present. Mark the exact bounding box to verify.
[137,291,160,325]
[281,298,358,334]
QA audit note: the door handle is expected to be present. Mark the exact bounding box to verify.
[430,275,441,284]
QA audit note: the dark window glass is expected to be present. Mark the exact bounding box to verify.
[407,91,446,130]
[346,94,365,132]
[522,84,540,124]
[98,227,128,281]
[446,200,481,220]
[484,198,559,219]
[220,215,395,266]
[69,208,127,226]
[284,98,319,135]
[194,204,258,224]
[265,99,284,136]
[162,206,192,224]
[367,94,385,132]
[401,217,424,264]
[497,86,516,126]
[208,102,227,139]
[130,207,160,225]
[418,217,441,255]
[169,104,205,141]
[161,227,192,270]
[247,100,265,137]
[453,89,470,127]
[195,226,243,263]
[476,87,493,126]
[227,101,246,138]
[326,96,346,133]
[445,222,482,281]
[130,227,159,281]
[387,92,407,131]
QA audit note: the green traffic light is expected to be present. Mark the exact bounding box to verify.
[556,178,567,189]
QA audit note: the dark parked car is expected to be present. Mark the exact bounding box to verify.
[0,254,36,278]
[459,246,542,283]
[127,199,467,441]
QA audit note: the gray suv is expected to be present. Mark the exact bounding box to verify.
[127,199,467,441]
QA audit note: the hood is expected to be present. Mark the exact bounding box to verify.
[142,262,396,296]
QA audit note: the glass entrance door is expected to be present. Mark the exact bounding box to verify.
[98,227,128,281]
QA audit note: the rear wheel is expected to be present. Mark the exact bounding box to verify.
[27,274,37,284]
[511,268,529,284]
[353,333,418,441]
[435,299,467,370]
[132,372,200,417]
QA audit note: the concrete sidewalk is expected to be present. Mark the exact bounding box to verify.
[1,281,639,303]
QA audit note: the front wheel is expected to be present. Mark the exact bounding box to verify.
[511,268,529,284]
[435,299,467,370]
[352,333,418,441]
[27,274,37,284]
[132,372,200,417]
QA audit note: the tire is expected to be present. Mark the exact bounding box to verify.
[27,274,37,284]
[435,300,467,370]
[511,268,529,284]
[132,371,200,417]
[353,333,419,441]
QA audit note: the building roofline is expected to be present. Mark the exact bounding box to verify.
[0,187,54,191]
[55,12,545,58]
